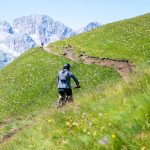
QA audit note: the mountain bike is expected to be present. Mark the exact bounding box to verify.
[56,86,80,109]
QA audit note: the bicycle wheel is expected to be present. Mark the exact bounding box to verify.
[56,96,65,108]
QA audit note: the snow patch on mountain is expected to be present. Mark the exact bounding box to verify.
[30,34,41,46]
[0,31,11,42]
[0,44,18,69]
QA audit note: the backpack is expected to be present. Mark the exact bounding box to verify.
[59,70,69,81]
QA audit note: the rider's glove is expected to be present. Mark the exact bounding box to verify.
[76,85,80,88]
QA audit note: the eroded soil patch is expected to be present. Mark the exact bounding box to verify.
[44,47,135,80]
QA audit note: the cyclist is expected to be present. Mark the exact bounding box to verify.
[57,63,80,105]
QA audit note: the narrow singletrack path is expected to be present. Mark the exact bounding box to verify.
[44,47,135,81]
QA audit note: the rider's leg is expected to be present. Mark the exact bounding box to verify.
[65,89,73,102]
[67,95,73,102]
[58,89,66,102]
[58,89,65,96]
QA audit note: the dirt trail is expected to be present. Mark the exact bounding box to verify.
[0,119,12,129]
[80,55,135,80]
[44,47,135,80]
[0,118,31,144]
[0,125,30,144]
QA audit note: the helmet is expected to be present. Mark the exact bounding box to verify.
[63,63,70,70]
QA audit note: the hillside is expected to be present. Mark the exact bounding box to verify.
[0,47,118,119]
[0,47,119,147]
[48,13,150,64]
[0,13,150,149]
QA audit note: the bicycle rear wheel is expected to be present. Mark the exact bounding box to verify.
[56,96,65,108]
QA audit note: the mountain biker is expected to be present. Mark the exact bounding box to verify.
[41,35,46,47]
[57,63,80,103]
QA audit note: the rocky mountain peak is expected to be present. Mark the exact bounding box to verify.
[77,21,101,33]
[0,20,14,34]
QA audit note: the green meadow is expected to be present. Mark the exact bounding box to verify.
[0,13,150,149]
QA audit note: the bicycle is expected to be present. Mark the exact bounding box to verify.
[56,85,80,109]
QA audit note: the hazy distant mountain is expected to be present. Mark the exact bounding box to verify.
[77,21,101,34]
[0,31,35,68]
[4,33,36,54]
[13,15,75,45]
[0,43,18,68]
[0,15,101,68]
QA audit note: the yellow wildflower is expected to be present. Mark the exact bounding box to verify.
[66,121,71,128]
[93,131,97,138]
[72,122,79,127]
[48,119,53,123]
[83,128,87,133]
[111,134,116,139]
[62,140,68,144]
[101,126,105,131]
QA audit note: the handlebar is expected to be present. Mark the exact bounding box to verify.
[74,85,81,89]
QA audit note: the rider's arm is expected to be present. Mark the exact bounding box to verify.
[57,74,59,82]
[70,72,80,86]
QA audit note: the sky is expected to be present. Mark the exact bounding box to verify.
[0,0,150,30]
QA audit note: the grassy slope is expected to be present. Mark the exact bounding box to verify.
[2,66,149,150]
[0,47,118,119]
[0,14,150,149]
[48,13,150,64]
[0,47,119,147]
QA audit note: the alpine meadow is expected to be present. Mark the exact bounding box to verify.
[0,13,150,150]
